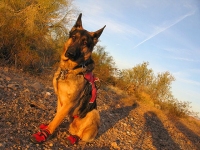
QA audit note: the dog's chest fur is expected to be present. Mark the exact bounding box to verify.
[57,74,86,102]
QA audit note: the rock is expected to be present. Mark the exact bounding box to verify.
[5,76,11,81]
[6,122,11,125]
[23,80,28,86]
[44,92,51,99]
[111,142,120,149]
[4,67,9,72]
[24,89,30,100]
[24,88,30,92]
[31,82,43,90]
[7,84,19,90]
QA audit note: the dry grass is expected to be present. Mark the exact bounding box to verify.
[107,85,125,96]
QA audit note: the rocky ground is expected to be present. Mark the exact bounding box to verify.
[0,66,200,150]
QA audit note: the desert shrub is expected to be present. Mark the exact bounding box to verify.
[165,99,192,117]
[17,49,40,71]
[0,0,77,72]
[92,45,117,85]
[116,62,196,118]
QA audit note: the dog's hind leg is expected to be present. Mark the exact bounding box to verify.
[67,121,98,145]
[80,125,99,142]
[68,110,100,143]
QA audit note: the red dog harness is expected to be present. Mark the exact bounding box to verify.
[72,72,99,119]
[84,72,99,103]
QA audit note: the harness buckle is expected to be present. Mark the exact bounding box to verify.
[60,70,68,80]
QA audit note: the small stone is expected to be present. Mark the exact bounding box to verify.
[111,142,120,149]
[24,88,30,92]
[7,84,18,90]
[49,143,53,147]
[5,76,11,81]
[132,132,136,136]
[4,67,9,72]
[23,80,28,86]
[122,122,127,126]
[44,92,51,99]
[31,82,43,90]
[24,89,30,100]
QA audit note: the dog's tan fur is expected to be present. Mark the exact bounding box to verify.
[46,14,105,142]
[69,109,100,142]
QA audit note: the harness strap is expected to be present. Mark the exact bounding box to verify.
[72,72,99,119]
[73,115,79,118]
[84,72,99,103]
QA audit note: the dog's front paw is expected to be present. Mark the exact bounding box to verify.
[66,135,80,145]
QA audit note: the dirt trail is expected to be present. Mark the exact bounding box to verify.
[0,66,200,150]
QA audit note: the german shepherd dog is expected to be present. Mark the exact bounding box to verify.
[30,13,106,145]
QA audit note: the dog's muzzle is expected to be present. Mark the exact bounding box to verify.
[65,47,81,61]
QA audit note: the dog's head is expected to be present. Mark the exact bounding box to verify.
[62,13,106,65]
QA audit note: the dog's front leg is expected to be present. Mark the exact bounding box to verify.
[56,97,62,113]
[47,103,73,134]
[53,67,61,95]
[30,102,73,143]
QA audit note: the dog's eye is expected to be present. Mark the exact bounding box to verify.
[82,38,87,45]
[71,35,76,41]
[83,40,87,45]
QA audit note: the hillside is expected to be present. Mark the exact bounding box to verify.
[0,66,200,150]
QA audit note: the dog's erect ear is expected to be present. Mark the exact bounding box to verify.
[93,25,106,39]
[90,25,106,45]
[72,13,83,31]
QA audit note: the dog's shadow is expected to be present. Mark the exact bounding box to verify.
[97,102,138,137]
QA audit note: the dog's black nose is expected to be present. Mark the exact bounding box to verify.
[65,47,76,59]
[66,51,76,58]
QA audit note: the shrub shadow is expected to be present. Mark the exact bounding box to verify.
[173,120,200,149]
[144,111,180,150]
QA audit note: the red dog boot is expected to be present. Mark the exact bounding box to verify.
[67,135,79,145]
[39,124,48,130]
[30,124,51,143]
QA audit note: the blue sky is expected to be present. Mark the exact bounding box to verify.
[74,0,200,115]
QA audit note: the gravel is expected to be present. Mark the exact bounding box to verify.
[0,66,200,150]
